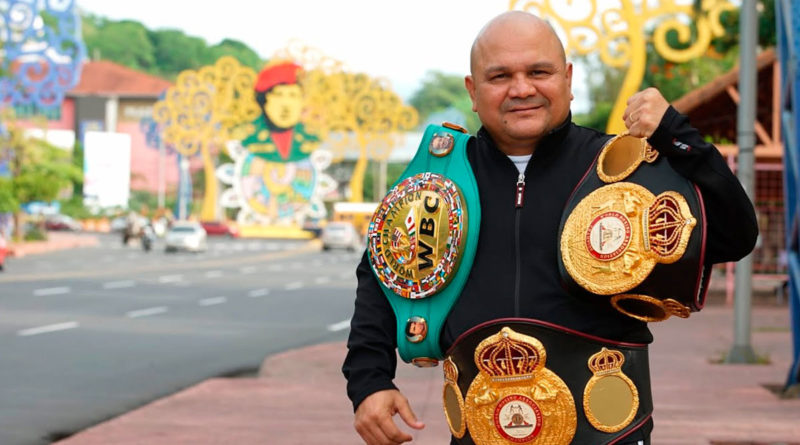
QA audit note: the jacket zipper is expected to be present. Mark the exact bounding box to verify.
[514,172,525,317]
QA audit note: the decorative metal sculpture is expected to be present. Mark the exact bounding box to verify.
[217,59,337,229]
[300,42,419,202]
[510,0,735,134]
[0,0,86,108]
[153,56,260,221]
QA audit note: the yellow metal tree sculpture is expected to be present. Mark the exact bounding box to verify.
[153,56,260,221]
[297,45,418,202]
[510,0,735,134]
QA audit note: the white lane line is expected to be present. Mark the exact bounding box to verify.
[127,306,168,318]
[267,264,284,272]
[327,319,351,332]
[248,288,270,297]
[285,281,304,290]
[18,321,79,336]
[158,274,183,283]
[240,266,257,274]
[103,280,135,290]
[204,270,223,278]
[33,287,71,296]
[289,262,302,270]
[199,296,228,306]
[314,276,331,285]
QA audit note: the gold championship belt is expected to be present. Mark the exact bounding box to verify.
[368,171,467,299]
[444,320,653,444]
[559,134,710,322]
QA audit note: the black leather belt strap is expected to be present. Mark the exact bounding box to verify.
[446,318,653,445]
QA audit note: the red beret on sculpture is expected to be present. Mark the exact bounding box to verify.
[254,62,301,92]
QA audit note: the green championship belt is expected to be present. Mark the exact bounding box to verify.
[367,123,480,366]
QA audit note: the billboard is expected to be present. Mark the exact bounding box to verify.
[83,131,131,209]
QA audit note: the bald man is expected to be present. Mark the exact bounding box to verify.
[343,11,757,445]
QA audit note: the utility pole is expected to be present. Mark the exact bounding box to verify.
[726,0,758,364]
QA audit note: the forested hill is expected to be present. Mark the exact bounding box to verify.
[81,14,266,80]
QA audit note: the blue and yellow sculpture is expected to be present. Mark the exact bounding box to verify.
[0,0,86,108]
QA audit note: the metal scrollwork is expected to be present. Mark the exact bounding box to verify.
[0,0,86,109]
[510,0,735,134]
[152,56,259,221]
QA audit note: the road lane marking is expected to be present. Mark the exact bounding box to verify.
[204,270,223,278]
[248,288,270,297]
[314,276,330,285]
[158,274,183,283]
[240,266,257,274]
[33,287,70,296]
[267,264,284,272]
[103,280,135,289]
[18,321,79,336]
[199,296,227,306]
[327,319,351,332]
[285,282,304,290]
[126,306,168,318]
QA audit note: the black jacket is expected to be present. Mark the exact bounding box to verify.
[343,107,758,411]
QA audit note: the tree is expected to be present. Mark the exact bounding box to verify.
[409,71,480,133]
[0,111,82,240]
[80,15,266,80]
[82,17,155,70]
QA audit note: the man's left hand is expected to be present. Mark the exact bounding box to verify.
[622,87,670,138]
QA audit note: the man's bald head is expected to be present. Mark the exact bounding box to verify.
[470,11,566,76]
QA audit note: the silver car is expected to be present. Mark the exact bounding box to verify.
[321,221,363,252]
[164,221,208,253]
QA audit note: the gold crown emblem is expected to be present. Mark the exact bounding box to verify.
[474,327,545,383]
[587,348,625,376]
[443,357,459,384]
[645,194,695,257]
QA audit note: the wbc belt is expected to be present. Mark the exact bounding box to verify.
[443,319,652,445]
[367,123,480,365]
[558,134,710,322]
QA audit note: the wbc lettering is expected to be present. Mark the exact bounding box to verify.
[417,196,440,271]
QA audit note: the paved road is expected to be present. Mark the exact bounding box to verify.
[0,234,361,445]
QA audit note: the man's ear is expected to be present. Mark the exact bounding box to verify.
[465,75,477,112]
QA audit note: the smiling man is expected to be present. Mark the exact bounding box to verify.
[344,11,758,445]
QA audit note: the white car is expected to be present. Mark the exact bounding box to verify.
[164,221,208,253]
[321,221,363,252]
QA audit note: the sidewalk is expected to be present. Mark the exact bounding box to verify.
[55,301,800,445]
[7,231,99,257]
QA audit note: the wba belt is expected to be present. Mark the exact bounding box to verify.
[443,319,652,445]
[366,123,480,365]
[558,134,710,322]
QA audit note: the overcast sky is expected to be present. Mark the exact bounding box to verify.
[75,0,596,109]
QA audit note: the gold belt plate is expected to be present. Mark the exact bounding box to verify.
[583,348,640,433]
[462,327,576,444]
[368,172,467,299]
[560,182,696,295]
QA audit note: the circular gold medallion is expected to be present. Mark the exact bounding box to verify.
[368,173,466,299]
[560,183,656,295]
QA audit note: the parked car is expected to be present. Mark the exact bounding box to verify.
[44,214,82,231]
[320,221,363,252]
[200,221,238,238]
[164,221,208,253]
[0,233,7,271]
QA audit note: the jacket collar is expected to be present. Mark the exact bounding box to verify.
[477,112,573,162]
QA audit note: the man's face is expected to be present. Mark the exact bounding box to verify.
[465,22,572,152]
[264,84,303,129]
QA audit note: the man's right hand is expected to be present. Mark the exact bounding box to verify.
[354,389,425,445]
